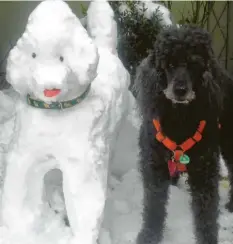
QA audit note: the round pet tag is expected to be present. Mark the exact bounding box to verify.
[179,154,190,164]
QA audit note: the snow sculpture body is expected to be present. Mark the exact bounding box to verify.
[2,0,130,243]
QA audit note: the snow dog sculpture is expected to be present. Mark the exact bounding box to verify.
[1,0,130,243]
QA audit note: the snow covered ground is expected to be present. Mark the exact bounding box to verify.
[100,111,233,244]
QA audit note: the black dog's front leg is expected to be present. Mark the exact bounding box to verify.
[137,141,170,244]
[188,154,219,244]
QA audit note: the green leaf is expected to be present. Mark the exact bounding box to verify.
[80,3,87,16]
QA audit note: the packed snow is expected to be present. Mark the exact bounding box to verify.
[0,1,232,244]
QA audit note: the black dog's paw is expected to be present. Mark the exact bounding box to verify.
[225,201,233,212]
[137,229,160,244]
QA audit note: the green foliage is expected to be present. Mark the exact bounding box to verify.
[178,1,215,27]
[80,3,88,16]
[162,1,215,27]
[160,1,172,11]
[109,1,164,81]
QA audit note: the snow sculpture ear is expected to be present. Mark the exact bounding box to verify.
[66,19,99,86]
[6,44,31,96]
[87,0,118,54]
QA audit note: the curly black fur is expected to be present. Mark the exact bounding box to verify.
[135,25,233,244]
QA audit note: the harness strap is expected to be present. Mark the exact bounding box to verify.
[153,119,207,176]
[152,119,206,153]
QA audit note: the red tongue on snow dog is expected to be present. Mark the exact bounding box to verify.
[44,89,61,97]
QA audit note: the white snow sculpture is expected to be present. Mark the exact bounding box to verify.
[2,1,130,244]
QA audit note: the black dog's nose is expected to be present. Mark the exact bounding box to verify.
[173,84,188,97]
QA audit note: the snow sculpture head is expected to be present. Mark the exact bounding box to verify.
[6,0,99,102]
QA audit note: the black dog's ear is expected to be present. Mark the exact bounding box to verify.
[202,71,213,87]
[155,59,166,70]
[133,54,165,116]
[153,41,166,70]
[134,55,156,100]
[151,50,160,70]
[155,58,160,69]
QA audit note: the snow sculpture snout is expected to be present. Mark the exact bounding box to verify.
[6,0,99,102]
[32,62,67,98]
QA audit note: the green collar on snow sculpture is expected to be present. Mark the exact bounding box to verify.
[27,84,91,110]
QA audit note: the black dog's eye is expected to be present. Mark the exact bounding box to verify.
[60,56,64,62]
[32,53,36,58]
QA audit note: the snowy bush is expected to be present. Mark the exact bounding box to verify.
[109,1,174,91]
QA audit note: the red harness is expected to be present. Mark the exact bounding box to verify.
[152,119,207,177]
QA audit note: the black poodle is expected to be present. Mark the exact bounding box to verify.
[134,24,233,244]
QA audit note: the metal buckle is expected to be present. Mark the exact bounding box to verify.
[58,102,63,110]
[172,150,176,162]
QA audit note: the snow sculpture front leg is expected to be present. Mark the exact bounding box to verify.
[2,150,38,232]
[62,148,107,244]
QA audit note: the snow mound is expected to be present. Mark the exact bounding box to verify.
[138,1,173,26]
[101,167,233,244]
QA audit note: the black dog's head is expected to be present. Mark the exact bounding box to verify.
[153,25,215,105]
